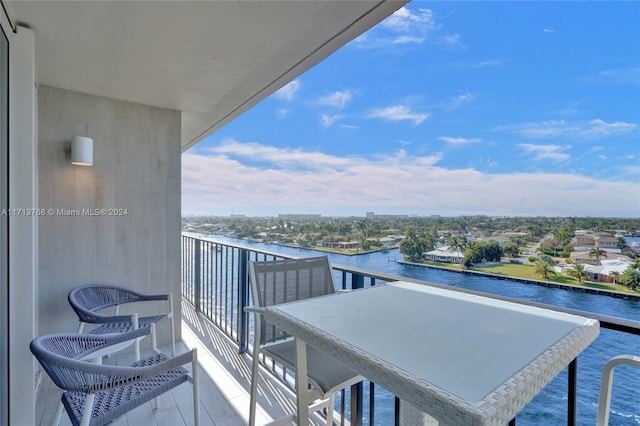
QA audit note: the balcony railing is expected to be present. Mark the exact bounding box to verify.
[181,233,640,426]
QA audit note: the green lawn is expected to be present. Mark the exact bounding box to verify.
[404,258,638,295]
[471,263,638,294]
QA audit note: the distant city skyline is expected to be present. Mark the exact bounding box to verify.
[182,2,640,218]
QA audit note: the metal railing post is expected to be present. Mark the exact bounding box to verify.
[394,397,400,426]
[350,382,363,426]
[194,238,201,312]
[568,358,577,426]
[351,272,364,290]
[237,248,249,353]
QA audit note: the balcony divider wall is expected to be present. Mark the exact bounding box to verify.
[37,85,182,344]
[7,25,38,426]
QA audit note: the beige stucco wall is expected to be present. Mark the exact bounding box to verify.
[37,85,181,346]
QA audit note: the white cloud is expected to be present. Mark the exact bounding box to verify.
[277,109,289,118]
[499,119,637,140]
[446,91,475,109]
[473,59,504,69]
[619,165,640,177]
[273,79,301,102]
[595,66,640,83]
[518,143,571,162]
[182,141,639,217]
[317,90,353,109]
[321,114,343,129]
[508,120,574,139]
[207,138,352,169]
[438,136,481,145]
[438,33,465,49]
[354,7,436,48]
[340,124,359,130]
[368,104,430,125]
[543,28,555,33]
[582,119,638,138]
[381,7,436,33]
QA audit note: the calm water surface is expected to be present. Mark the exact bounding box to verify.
[202,235,640,425]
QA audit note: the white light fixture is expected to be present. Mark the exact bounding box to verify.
[71,136,93,166]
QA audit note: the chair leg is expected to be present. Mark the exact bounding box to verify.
[192,349,200,426]
[249,349,261,426]
[170,318,176,356]
[79,393,95,426]
[151,322,161,409]
[169,293,176,356]
[132,313,141,361]
[326,393,334,426]
[51,399,64,426]
[151,322,158,353]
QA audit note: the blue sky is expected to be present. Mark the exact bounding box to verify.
[183,1,640,218]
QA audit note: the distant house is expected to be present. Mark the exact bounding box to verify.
[379,236,402,248]
[582,259,633,283]
[571,232,619,252]
[423,246,465,263]
[318,238,361,250]
[595,232,619,249]
[570,250,625,265]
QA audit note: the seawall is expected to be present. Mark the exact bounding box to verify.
[397,260,640,301]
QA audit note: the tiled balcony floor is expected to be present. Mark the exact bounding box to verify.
[35,301,330,426]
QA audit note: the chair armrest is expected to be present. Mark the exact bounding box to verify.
[132,293,170,302]
[35,347,196,393]
[79,326,153,361]
[244,306,265,314]
[30,327,152,362]
[86,312,140,324]
[80,348,197,392]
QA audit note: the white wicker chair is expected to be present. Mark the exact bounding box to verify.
[30,327,199,426]
[596,354,640,426]
[247,256,362,426]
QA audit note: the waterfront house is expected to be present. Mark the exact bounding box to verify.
[582,259,634,283]
[570,249,628,266]
[1,1,407,423]
[423,246,465,264]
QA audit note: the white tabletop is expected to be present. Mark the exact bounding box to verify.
[265,281,599,425]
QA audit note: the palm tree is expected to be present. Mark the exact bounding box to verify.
[535,261,554,280]
[589,246,607,265]
[621,266,640,291]
[610,271,620,285]
[552,229,564,257]
[447,235,468,259]
[356,221,368,253]
[568,263,589,284]
[610,271,621,291]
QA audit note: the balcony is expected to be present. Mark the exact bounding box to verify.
[39,234,640,426]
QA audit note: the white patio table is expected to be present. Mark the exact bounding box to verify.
[264,281,599,426]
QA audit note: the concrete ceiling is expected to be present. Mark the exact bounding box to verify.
[7,0,406,151]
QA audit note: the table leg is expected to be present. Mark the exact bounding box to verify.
[294,338,311,425]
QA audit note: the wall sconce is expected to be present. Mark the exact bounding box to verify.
[71,136,93,166]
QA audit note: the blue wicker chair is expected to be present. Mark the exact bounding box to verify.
[68,284,176,359]
[247,256,362,425]
[30,327,199,426]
